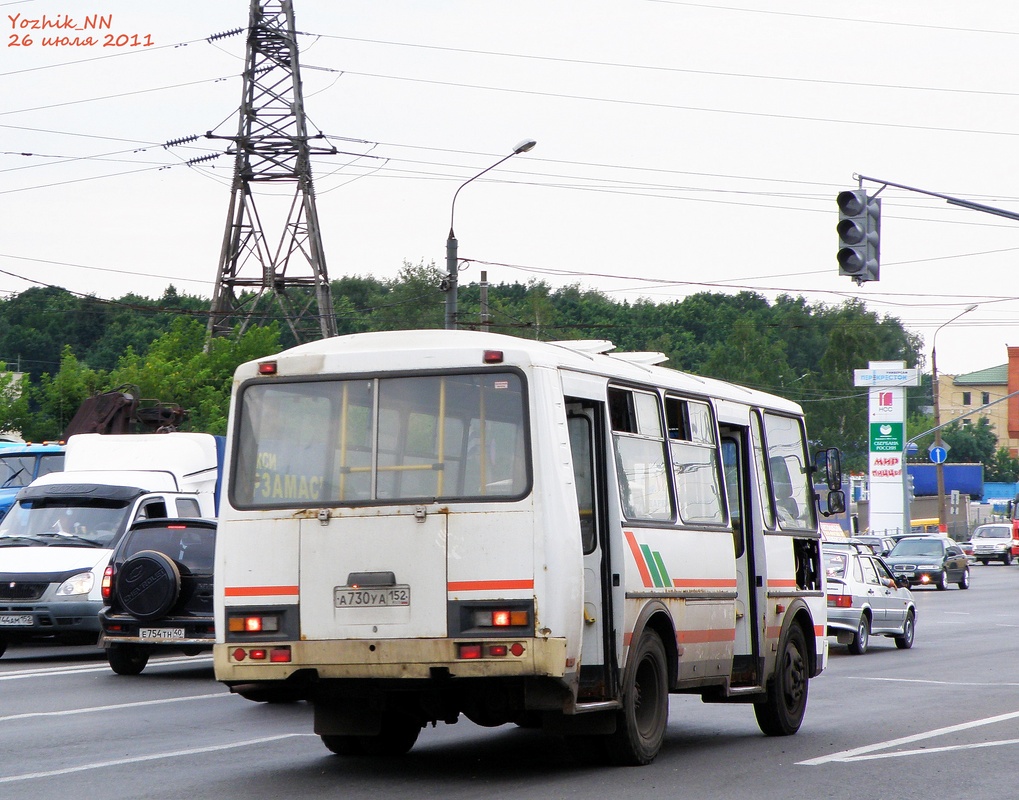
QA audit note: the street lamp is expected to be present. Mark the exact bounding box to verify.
[931,303,977,532]
[445,139,537,330]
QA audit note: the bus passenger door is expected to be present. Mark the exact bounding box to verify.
[567,401,615,701]
[719,426,762,686]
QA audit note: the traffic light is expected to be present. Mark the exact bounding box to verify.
[906,473,915,501]
[836,189,881,282]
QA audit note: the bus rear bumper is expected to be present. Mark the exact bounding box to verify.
[214,636,569,682]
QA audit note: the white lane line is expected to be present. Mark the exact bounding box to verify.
[0,733,314,784]
[848,676,1019,688]
[831,737,1019,762]
[0,655,213,680]
[799,709,1019,765]
[0,692,230,723]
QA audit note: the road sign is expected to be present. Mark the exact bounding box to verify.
[929,445,948,464]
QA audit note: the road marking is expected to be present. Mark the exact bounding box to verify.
[849,676,1019,688]
[0,692,230,723]
[799,708,1019,765]
[0,654,213,681]
[0,733,314,784]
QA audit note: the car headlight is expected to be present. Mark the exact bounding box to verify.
[56,571,95,597]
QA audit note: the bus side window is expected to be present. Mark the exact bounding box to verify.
[607,387,672,522]
[770,456,800,523]
[568,414,597,554]
[666,397,724,525]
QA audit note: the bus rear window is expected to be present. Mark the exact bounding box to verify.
[232,372,529,507]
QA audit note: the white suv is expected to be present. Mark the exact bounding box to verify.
[970,523,1015,565]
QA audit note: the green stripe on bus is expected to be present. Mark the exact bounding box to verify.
[640,543,665,588]
[652,551,671,586]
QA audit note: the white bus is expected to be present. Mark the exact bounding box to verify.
[214,330,843,765]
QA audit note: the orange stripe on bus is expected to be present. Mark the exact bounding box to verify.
[447,580,534,592]
[767,579,798,588]
[623,530,654,588]
[224,585,299,597]
[677,628,736,644]
[671,578,738,589]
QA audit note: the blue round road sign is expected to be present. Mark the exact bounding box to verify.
[929,445,948,464]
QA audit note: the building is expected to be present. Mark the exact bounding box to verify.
[935,349,1019,457]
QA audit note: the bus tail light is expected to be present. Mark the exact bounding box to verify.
[471,609,530,628]
[228,614,280,633]
[231,646,291,663]
[457,642,525,659]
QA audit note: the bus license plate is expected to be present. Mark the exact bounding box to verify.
[334,585,411,608]
[0,614,33,627]
[140,627,185,639]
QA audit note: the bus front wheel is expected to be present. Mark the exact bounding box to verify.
[754,623,809,736]
[607,629,669,765]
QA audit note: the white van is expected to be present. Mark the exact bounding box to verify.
[0,433,221,657]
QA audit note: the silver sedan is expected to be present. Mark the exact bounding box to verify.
[824,541,917,654]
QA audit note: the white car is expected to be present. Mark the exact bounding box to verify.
[970,523,1015,565]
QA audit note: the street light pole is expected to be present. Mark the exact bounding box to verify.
[931,304,977,532]
[445,139,536,330]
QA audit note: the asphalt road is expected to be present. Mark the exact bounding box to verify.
[2,561,1017,799]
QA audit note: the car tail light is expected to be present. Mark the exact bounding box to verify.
[101,565,114,600]
[827,595,853,608]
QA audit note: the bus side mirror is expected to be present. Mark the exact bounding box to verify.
[821,490,846,517]
[814,448,842,491]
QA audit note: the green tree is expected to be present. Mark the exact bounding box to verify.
[702,317,791,388]
[986,447,1019,483]
[941,416,997,466]
[108,318,281,435]
[0,366,30,438]
[27,347,106,440]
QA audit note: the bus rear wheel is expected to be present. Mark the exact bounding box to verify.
[607,629,669,765]
[754,624,809,736]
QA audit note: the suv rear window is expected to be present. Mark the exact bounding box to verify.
[121,523,215,573]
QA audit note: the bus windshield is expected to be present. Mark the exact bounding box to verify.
[233,371,530,507]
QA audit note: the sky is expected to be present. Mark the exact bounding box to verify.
[3,0,1019,379]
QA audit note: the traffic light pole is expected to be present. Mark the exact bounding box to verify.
[856,175,1019,223]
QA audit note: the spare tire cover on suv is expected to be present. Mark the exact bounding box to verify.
[117,550,182,621]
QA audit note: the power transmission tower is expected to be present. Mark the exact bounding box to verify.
[207,0,338,343]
